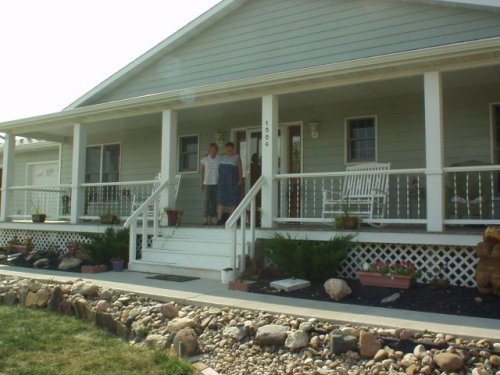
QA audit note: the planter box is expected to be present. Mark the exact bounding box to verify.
[357,271,414,289]
[81,265,108,273]
[6,244,33,254]
[228,279,255,292]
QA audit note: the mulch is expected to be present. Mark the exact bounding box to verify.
[248,279,500,320]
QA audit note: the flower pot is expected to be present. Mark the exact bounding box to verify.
[111,260,125,272]
[31,214,47,223]
[167,210,180,226]
[81,264,108,273]
[6,244,33,254]
[339,216,359,230]
[357,271,414,289]
[228,279,254,292]
[221,269,236,284]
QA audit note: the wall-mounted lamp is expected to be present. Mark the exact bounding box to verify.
[214,130,224,149]
[309,122,319,139]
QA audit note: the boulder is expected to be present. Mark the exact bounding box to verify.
[255,324,288,346]
[359,330,381,358]
[323,278,352,301]
[285,330,309,350]
[433,352,464,372]
[24,291,38,308]
[47,286,63,311]
[58,257,82,271]
[166,317,196,333]
[96,300,111,312]
[223,326,246,341]
[71,281,99,297]
[160,303,178,319]
[3,291,18,306]
[173,327,199,357]
[36,287,50,307]
[33,258,49,268]
[73,298,96,323]
[144,334,169,350]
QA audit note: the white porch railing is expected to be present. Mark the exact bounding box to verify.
[81,180,156,220]
[274,169,427,225]
[443,165,500,224]
[8,185,72,220]
[226,176,264,272]
[123,178,171,261]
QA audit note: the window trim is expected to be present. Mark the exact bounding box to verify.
[85,142,122,183]
[490,103,500,165]
[178,134,200,174]
[344,115,378,165]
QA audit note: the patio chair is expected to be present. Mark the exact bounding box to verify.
[322,162,390,222]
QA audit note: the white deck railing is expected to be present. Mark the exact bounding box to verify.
[80,180,155,220]
[8,184,72,220]
[226,176,264,272]
[443,165,500,224]
[274,168,427,225]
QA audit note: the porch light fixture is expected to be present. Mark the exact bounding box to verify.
[309,122,319,139]
[214,130,224,149]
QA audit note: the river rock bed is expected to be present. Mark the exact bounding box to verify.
[0,275,499,375]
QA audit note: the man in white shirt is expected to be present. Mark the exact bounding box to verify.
[200,143,221,225]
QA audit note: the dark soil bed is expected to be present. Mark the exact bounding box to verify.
[249,279,500,320]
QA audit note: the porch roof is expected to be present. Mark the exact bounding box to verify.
[1,36,500,140]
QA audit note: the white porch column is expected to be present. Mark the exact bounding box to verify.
[70,123,87,224]
[161,109,178,209]
[261,95,279,228]
[424,71,445,232]
[0,133,15,222]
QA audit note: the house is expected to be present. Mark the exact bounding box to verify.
[1,0,500,285]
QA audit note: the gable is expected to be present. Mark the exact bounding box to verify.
[81,0,500,106]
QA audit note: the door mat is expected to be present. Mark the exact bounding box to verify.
[147,274,200,282]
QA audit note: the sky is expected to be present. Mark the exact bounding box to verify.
[0,0,221,122]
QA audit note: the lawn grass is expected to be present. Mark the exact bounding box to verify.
[0,305,194,375]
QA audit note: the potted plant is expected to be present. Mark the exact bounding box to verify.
[111,257,125,272]
[357,260,421,289]
[6,236,34,254]
[100,212,119,225]
[31,205,47,223]
[164,208,183,226]
[82,227,129,272]
[221,267,236,284]
[335,202,361,230]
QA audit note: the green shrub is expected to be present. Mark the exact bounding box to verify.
[83,227,129,265]
[262,233,355,282]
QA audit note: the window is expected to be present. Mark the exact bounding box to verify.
[179,135,199,172]
[346,117,376,163]
[492,105,500,194]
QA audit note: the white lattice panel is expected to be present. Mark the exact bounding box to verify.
[338,242,478,287]
[0,229,92,254]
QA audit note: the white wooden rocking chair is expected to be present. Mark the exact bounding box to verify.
[322,163,390,223]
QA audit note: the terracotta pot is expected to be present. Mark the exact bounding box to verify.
[339,216,359,230]
[357,271,414,289]
[228,279,254,292]
[166,210,180,226]
[81,264,108,273]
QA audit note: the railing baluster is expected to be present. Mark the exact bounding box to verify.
[466,172,471,218]
[396,175,400,219]
[478,172,482,219]
[417,175,421,219]
[250,199,256,257]
[491,171,495,219]
[288,178,291,220]
[453,173,458,219]
[313,178,317,218]
[406,175,410,219]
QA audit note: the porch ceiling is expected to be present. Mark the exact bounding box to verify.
[10,63,500,142]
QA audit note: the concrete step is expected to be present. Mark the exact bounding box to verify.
[128,260,222,280]
[141,248,231,270]
[152,237,233,256]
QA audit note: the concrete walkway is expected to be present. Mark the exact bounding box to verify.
[1,265,498,341]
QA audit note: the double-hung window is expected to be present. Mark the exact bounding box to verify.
[85,143,120,202]
[346,117,376,163]
[179,135,199,172]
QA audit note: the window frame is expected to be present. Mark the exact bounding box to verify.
[344,115,378,164]
[178,134,200,173]
[85,142,121,183]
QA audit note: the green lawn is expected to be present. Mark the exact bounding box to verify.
[0,305,193,375]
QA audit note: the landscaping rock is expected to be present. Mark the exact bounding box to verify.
[359,330,381,358]
[73,298,96,323]
[285,330,309,350]
[47,286,63,311]
[381,292,401,304]
[166,317,196,333]
[173,327,199,357]
[96,300,111,312]
[323,278,352,301]
[33,258,49,268]
[144,334,169,350]
[490,354,500,366]
[329,334,357,354]
[160,303,178,319]
[71,281,99,297]
[24,291,38,308]
[3,291,18,306]
[223,326,246,341]
[434,352,464,372]
[413,344,426,359]
[58,257,82,271]
[255,324,288,346]
[36,287,50,307]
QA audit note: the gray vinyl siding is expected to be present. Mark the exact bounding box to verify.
[0,147,60,187]
[86,0,500,105]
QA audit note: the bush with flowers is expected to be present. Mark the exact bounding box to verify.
[362,259,421,278]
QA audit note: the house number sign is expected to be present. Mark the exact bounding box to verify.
[264,121,270,147]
